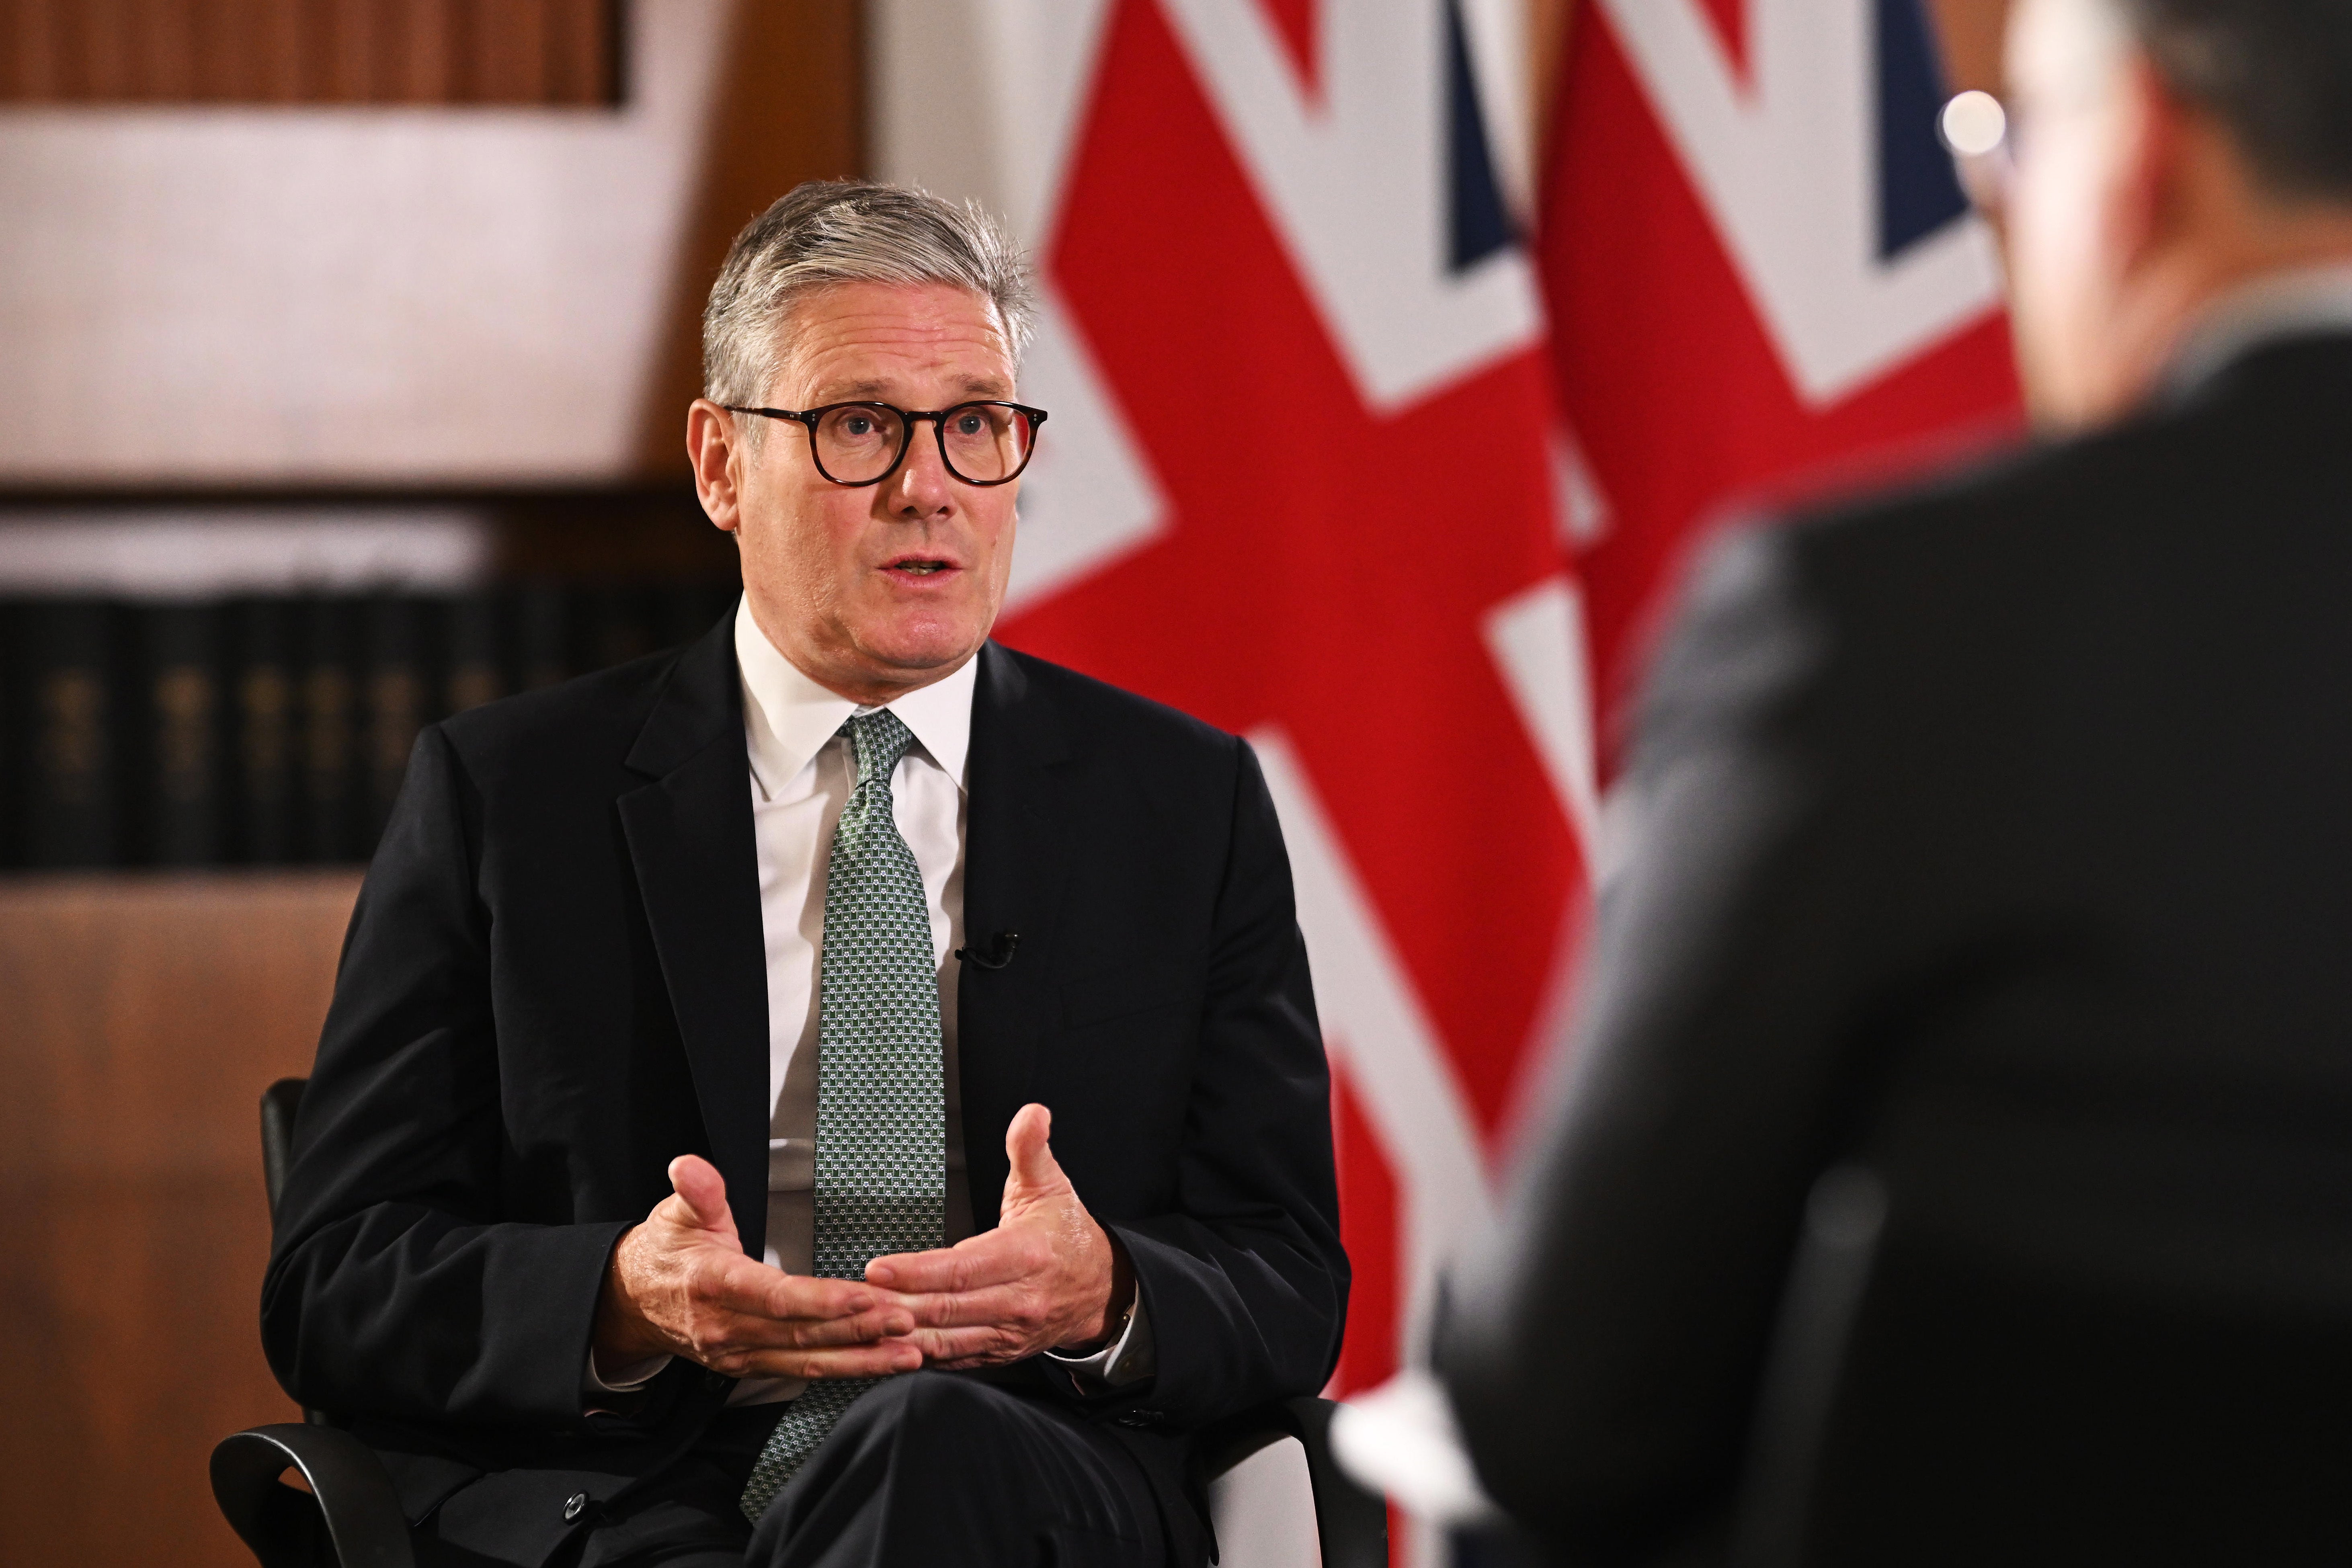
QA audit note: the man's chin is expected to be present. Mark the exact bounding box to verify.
[854,630,990,685]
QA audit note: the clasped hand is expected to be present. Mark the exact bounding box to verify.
[593,1104,1130,1384]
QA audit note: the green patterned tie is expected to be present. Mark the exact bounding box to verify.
[740,709,946,1521]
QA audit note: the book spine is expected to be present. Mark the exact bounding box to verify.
[445,589,505,715]
[22,600,119,868]
[361,596,428,854]
[0,600,16,867]
[658,580,739,653]
[0,572,738,866]
[517,580,571,692]
[143,602,226,866]
[232,597,298,865]
[299,598,359,864]
[583,583,655,673]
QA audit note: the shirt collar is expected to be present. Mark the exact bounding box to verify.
[2165,262,2352,402]
[735,596,979,802]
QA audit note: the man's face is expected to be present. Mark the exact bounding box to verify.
[727,280,1021,699]
[2003,0,2146,426]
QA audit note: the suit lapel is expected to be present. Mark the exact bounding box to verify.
[616,619,772,1262]
[958,642,1077,1224]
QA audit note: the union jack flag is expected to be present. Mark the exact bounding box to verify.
[874,2,2017,1561]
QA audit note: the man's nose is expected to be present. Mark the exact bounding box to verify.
[887,424,956,518]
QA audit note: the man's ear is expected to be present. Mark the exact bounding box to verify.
[2112,50,2195,281]
[687,400,744,535]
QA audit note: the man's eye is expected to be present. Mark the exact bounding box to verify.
[843,416,876,437]
[954,415,985,437]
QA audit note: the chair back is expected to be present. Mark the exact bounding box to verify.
[262,1077,306,1218]
[1733,1165,2352,1568]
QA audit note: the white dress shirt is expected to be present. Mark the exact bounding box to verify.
[590,601,1147,1404]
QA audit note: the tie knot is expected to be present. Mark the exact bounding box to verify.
[841,709,917,787]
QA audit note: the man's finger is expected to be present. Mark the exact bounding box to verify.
[712,1300,914,1351]
[1002,1103,1060,1197]
[907,1325,1026,1365]
[752,1340,926,1381]
[864,1234,1027,1294]
[683,1251,880,1328]
[892,1285,1033,1330]
[665,1154,733,1232]
[746,1267,901,1326]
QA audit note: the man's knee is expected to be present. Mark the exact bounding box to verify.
[829,1371,1023,1458]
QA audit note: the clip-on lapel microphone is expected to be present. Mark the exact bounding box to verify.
[955,932,1020,970]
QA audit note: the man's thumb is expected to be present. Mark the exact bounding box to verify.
[1003,1103,1060,1193]
[666,1154,733,1231]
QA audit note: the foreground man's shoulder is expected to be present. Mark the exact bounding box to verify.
[1786,400,2231,585]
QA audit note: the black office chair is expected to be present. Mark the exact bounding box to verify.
[213,1078,1386,1568]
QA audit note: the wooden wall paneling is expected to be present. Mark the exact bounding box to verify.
[67,0,135,100]
[129,0,198,101]
[546,0,616,105]
[0,0,619,104]
[392,0,457,103]
[1525,0,1575,186]
[634,0,865,475]
[240,0,310,104]
[472,0,548,104]
[1927,0,2012,93]
[324,0,380,103]
[0,872,361,1568]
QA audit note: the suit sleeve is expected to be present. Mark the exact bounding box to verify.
[1436,526,1874,1558]
[260,725,630,1425]
[1102,738,1350,1428]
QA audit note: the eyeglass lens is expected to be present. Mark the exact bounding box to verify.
[812,403,1035,485]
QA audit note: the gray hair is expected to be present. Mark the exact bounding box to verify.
[701,180,1036,432]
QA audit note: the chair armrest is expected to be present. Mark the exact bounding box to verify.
[211,1422,415,1568]
[1199,1396,1389,1568]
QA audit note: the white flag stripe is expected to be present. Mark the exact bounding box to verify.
[1596,0,2003,404]
[1483,574,1604,861]
[1249,729,1495,1349]
[1002,284,1170,615]
[1157,0,1546,410]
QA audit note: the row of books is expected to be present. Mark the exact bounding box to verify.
[0,578,740,869]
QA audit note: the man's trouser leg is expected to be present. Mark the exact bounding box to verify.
[746,1371,1170,1568]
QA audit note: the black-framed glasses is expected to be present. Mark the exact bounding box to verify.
[724,401,1048,487]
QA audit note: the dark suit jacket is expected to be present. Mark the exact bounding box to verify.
[1439,334,2352,1562]
[262,627,1347,1567]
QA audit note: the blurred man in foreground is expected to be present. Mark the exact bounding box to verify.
[1440,0,2352,1562]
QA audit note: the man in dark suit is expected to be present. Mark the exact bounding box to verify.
[1439,0,2352,1562]
[263,181,1345,1568]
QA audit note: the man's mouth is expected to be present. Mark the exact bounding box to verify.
[883,555,958,578]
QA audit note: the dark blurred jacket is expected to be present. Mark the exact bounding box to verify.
[1439,332,2352,1564]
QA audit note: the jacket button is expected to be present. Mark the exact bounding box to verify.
[563,1493,589,1522]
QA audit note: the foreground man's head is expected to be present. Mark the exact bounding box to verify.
[2003,0,2352,428]
[687,183,1038,705]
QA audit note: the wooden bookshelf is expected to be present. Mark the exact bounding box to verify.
[0,871,360,1568]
